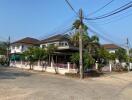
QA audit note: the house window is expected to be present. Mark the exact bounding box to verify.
[59,42,68,46]
[65,42,68,46]
[59,42,64,46]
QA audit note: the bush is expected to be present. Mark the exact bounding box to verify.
[112,63,128,72]
[0,57,6,65]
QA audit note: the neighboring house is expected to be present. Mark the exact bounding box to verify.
[102,44,120,53]
[10,37,39,61]
[40,34,78,64]
[10,37,39,54]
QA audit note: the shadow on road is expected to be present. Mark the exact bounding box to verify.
[0,67,32,79]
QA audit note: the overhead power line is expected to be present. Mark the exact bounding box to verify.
[39,15,76,40]
[92,10,132,25]
[89,0,115,16]
[65,0,78,16]
[85,21,124,42]
[85,1,132,20]
[87,25,126,48]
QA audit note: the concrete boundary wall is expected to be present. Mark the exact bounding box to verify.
[10,62,77,75]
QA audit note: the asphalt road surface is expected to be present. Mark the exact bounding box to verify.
[0,67,132,100]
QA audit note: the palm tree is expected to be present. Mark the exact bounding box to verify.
[87,35,100,54]
[70,19,102,72]
[71,20,90,47]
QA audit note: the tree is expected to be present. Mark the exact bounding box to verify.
[33,47,48,61]
[46,45,57,64]
[108,53,116,61]
[115,48,127,62]
[83,52,95,70]
[70,52,95,72]
[72,19,88,31]
[70,20,101,72]
[23,47,35,70]
[0,42,8,56]
[23,47,48,70]
[70,52,79,66]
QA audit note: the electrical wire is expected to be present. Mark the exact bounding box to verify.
[39,15,77,40]
[85,1,132,20]
[89,0,115,16]
[65,0,79,17]
[87,25,126,48]
[92,10,132,25]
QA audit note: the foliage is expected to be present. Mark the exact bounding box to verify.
[70,19,106,71]
[72,19,88,31]
[98,47,109,59]
[23,47,48,61]
[83,52,95,69]
[0,57,6,65]
[108,53,116,61]
[46,45,57,55]
[70,52,79,66]
[115,48,127,62]
[33,47,48,61]
[0,42,8,55]
[23,47,48,69]
[70,52,95,70]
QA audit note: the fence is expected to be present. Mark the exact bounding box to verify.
[10,61,77,74]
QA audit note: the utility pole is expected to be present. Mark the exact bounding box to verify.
[79,9,84,79]
[7,36,10,66]
[126,38,130,71]
[126,38,129,56]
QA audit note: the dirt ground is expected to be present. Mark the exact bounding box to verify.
[0,67,132,100]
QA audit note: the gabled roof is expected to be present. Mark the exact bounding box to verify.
[102,44,120,49]
[11,37,39,45]
[40,34,69,44]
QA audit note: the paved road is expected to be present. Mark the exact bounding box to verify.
[0,67,132,100]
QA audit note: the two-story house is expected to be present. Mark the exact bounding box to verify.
[102,44,120,53]
[40,34,78,65]
[10,37,39,61]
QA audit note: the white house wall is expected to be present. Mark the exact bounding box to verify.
[11,44,31,54]
[40,41,69,49]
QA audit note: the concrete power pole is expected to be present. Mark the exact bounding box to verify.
[126,38,129,56]
[7,36,10,66]
[126,38,130,71]
[79,9,84,79]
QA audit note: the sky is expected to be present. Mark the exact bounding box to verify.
[0,0,132,46]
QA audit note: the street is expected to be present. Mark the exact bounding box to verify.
[0,67,132,100]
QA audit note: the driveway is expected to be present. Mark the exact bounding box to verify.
[0,67,132,100]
